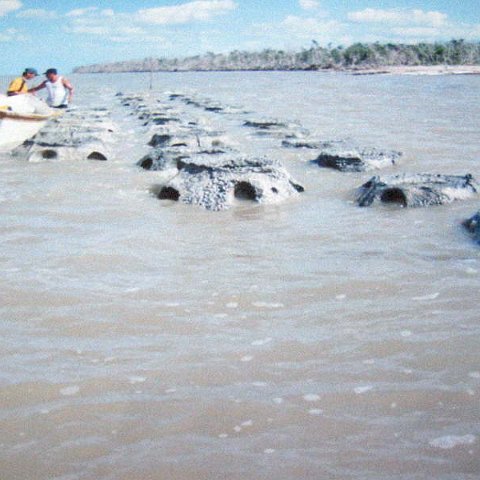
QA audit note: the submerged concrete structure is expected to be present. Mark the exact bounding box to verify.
[11,107,114,162]
[152,155,304,211]
[313,146,401,172]
[120,93,304,210]
[356,173,479,207]
[282,137,401,172]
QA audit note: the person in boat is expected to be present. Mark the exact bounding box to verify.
[6,68,38,96]
[29,68,74,108]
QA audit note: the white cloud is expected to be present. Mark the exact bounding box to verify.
[299,0,319,10]
[110,34,168,45]
[391,27,440,38]
[0,30,11,41]
[282,15,342,38]
[392,23,480,41]
[348,8,447,27]
[349,8,402,24]
[411,10,448,27]
[16,8,57,19]
[68,24,111,36]
[68,15,146,37]
[136,0,237,25]
[0,27,25,41]
[448,23,480,40]
[345,7,480,44]
[250,14,347,49]
[64,6,135,37]
[65,7,98,18]
[0,0,21,16]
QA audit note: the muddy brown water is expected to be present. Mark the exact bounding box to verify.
[1,71,479,479]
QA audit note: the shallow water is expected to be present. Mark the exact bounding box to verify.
[1,71,479,480]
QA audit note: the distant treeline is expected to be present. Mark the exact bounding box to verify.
[73,39,480,73]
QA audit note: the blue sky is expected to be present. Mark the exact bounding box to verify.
[1,0,479,73]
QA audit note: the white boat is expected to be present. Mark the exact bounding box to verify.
[0,94,56,150]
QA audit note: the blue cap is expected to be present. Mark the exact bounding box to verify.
[24,68,38,75]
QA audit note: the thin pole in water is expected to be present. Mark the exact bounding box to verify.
[148,58,153,90]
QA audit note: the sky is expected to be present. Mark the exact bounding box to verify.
[1,0,479,74]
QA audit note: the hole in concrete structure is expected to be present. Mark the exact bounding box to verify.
[271,187,279,194]
[41,149,58,159]
[157,186,180,201]
[139,157,153,170]
[87,151,107,161]
[148,134,171,147]
[380,188,407,206]
[234,182,257,201]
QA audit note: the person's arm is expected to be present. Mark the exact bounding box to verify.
[62,78,74,103]
[28,81,47,94]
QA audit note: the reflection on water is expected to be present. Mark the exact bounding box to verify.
[1,72,479,479]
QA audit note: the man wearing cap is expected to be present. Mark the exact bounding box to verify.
[6,68,38,96]
[29,68,74,108]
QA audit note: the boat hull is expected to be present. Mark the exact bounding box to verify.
[0,114,48,150]
[0,94,55,150]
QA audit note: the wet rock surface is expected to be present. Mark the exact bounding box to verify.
[283,138,401,172]
[12,107,114,162]
[243,118,308,139]
[11,89,477,248]
[167,92,402,174]
[119,92,304,210]
[463,211,480,244]
[153,155,304,211]
[313,145,401,172]
[356,173,479,207]
[169,93,248,115]
[281,139,333,149]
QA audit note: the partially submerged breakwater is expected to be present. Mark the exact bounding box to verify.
[8,88,480,244]
[123,93,304,210]
[11,105,114,162]
[356,174,479,208]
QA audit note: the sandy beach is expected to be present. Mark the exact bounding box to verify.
[350,64,480,75]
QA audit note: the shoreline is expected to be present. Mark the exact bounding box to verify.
[349,65,480,76]
[71,65,480,76]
